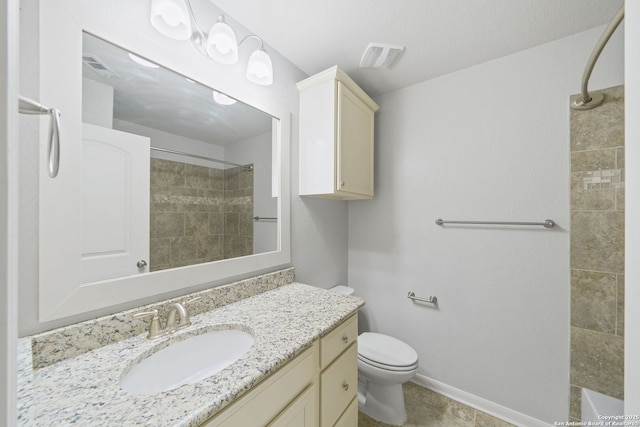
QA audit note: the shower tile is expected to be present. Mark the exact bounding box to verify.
[570,173,614,211]
[185,164,210,189]
[238,213,254,237]
[185,212,209,237]
[616,147,625,169]
[149,239,171,272]
[155,212,185,238]
[617,275,624,336]
[616,187,625,211]
[196,234,223,261]
[570,86,624,152]
[170,236,197,263]
[570,327,624,400]
[155,159,186,186]
[569,385,582,422]
[225,212,239,235]
[571,269,616,334]
[571,149,616,172]
[209,168,225,190]
[209,213,224,234]
[570,211,624,274]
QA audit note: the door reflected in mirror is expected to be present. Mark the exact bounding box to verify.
[81,32,278,282]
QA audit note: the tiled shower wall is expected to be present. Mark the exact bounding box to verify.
[150,158,253,272]
[569,85,624,420]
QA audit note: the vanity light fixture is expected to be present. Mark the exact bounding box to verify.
[150,0,274,85]
[206,15,238,64]
[212,90,237,105]
[150,0,192,41]
[243,35,274,86]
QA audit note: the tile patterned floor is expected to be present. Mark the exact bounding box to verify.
[358,382,516,427]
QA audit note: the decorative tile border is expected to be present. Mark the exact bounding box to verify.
[30,267,295,369]
[582,169,624,190]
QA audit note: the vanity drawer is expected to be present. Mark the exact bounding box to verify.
[320,343,357,427]
[320,314,357,369]
[204,342,319,427]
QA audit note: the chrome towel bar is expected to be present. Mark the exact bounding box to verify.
[408,292,437,304]
[253,216,277,221]
[435,218,555,229]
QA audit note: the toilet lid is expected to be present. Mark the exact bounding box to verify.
[358,332,418,368]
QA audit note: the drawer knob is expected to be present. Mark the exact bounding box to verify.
[342,335,349,344]
[342,382,349,391]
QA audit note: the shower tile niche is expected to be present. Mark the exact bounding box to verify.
[150,158,254,271]
[569,85,624,421]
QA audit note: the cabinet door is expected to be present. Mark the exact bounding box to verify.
[268,385,319,427]
[336,82,375,197]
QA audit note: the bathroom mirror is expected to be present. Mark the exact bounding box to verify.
[37,0,291,322]
[81,33,277,280]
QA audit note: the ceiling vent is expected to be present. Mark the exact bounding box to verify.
[82,54,118,78]
[359,43,406,69]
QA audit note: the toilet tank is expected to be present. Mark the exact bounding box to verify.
[330,285,355,296]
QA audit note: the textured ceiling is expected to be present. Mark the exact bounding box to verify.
[211,0,624,97]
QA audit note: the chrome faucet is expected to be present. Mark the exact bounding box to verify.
[134,297,201,339]
[166,302,189,332]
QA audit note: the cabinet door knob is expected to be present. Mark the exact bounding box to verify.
[342,335,349,344]
[137,260,148,269]
[340,181,346,188]
[342,382,349,391]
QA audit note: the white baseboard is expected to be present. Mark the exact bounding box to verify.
[411,374,552,427]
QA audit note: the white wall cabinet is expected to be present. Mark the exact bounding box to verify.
[202,314,358,427]
[298,67,379,200]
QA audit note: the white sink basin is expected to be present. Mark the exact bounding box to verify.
[120,329,254,394]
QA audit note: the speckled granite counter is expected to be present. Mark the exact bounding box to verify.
[18,283,364,426]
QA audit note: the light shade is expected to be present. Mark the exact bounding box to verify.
[150,0,192,41]
[206,16,239,64]
[128,53,160,68]
[246,49,273,85]
[212,91,237,105]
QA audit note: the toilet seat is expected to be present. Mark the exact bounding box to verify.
[358,332,418,371]
[358,354,418,372]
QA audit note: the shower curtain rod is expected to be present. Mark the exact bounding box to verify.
[150,146,253,170]
[571,4,624,110]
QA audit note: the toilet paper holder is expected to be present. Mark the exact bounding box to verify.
[407,291,437,304]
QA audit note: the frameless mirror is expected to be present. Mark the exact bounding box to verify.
[81,33,278,283]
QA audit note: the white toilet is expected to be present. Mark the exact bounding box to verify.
[330,285,419,425]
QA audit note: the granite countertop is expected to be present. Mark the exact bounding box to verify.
[17,283,364,427]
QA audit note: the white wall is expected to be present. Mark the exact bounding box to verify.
[624,2,640,422]
[348,26,624,424]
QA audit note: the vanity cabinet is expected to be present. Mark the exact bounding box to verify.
[202,342,319,427]
[202,315,358,427]
[298,67,379,200]
[202,314,359,427]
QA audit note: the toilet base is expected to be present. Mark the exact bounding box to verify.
[358,379,407,425]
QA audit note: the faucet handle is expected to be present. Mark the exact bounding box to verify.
[181,296,202,324]
[133,309,162,339]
